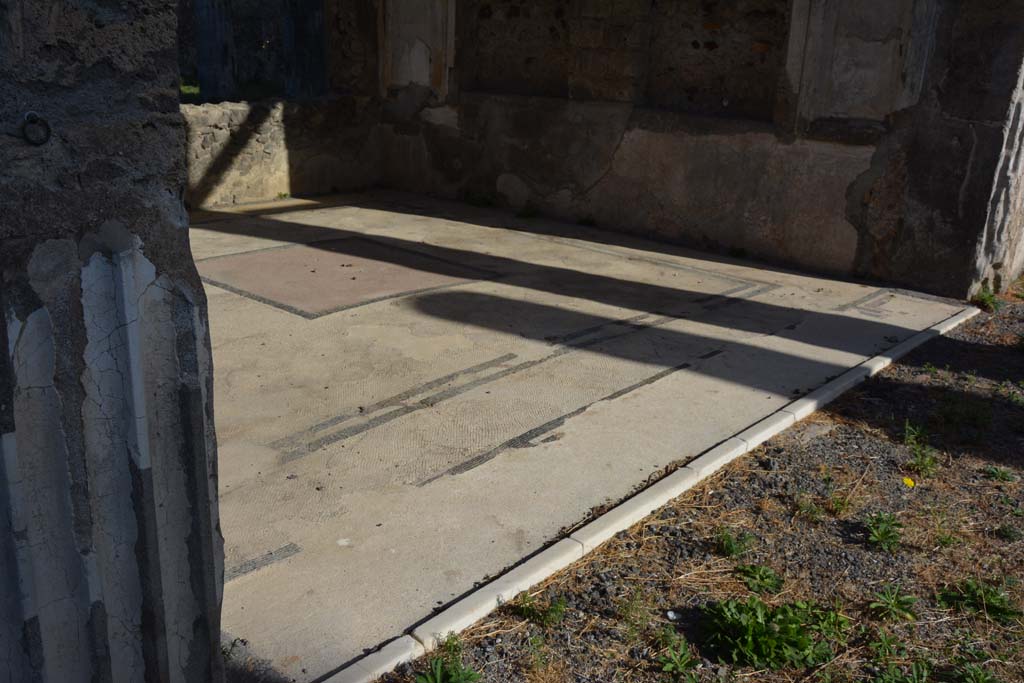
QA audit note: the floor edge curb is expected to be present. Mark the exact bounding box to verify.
[324,305,979,682]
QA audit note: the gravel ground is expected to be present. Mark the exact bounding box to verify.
[383,283,1024,683]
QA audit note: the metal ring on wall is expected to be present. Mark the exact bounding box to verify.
[21,112,51,146]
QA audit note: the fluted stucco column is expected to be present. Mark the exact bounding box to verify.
[1,2,224,681]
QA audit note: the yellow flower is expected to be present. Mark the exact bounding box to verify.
[903,477,916,488]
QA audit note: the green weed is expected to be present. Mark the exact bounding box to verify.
[938,396,993,437]
[869,629,906,661]
[971,286,1001,313]
[525,634,548,672]
[866,513,903,553]
[875,661,931,683]
[904,421,939,476]
[714,527,755,557]
[955,664,1003,683]
[796,495,825,522]
[938,579,1022,624]
[983,466,1016,482]
[735,565,784,595]
[616,587,650,644]
[655,627,698,682]
[701,597,842,669]
[994,524,1022,542]
[511,592,567,628]
[414,657,482,683]
[869,586,918,621]
[827,494,852,517]
[415,635,482,683]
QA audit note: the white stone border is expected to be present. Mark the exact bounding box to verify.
[323,306,979,683]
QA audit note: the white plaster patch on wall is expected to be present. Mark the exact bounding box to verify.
[419,105,459,129]
[81,251,150,681]
[0,431,34,618]
[137,272,205,683]
[6,306,93,682]
[395,38,432,87]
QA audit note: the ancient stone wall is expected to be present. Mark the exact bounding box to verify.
[327,0,381,95]
[646,0,789,120]
[1,2,224,681]
[375,96,870,277]
[182,0,1024,297]
[179,0,377,100]
[182,98,380,207]
[845,0,1024,296]
[458,0,790,119]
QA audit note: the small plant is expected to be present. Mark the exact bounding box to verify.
[971,285,1001,313]
[416,636,482,683]
[814,602,853,646]
[714,527,755,557]
[904,420,927,447]
[904,421,939,476]
[983,466,1016,482]
[414,657,482,683]
[875,661,931,683]
[870,585,918,621]
[511,591,567,627]
[994,524,1022,542]
[866,512,903,553]
[937,532,959,548]
[617,587,650,644]
[701,597,839,669]
[938,396,993,437]
[938,579,1022,624]
[827,494,852,517]
[955,664,1002,683]
[656,627,698,682]
[869,629,907,660]
[796,495,825,522]
[922,362,941,376]
[907,448,939,477]
[525,633,548,672]
[735,564,784,595]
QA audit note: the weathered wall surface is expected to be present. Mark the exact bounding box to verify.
[375,95,870,276]
[844,0,1024,296]
[182,0,1024,297]
[326,0,381,95]
[1,2,224,681]
[459,0,790,119]
[646,0,789,120]
[182,98,379,207]
[179,0,377,100]
[384,0,454,96]
[988,73,1024,290]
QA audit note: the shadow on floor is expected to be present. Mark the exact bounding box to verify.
[197,199,1020,683]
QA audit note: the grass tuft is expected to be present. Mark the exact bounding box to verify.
[937,579,1022,624]
[971,285,1001,313]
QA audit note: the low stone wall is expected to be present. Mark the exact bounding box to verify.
[182,98,378,207]
[376,94,873,279]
